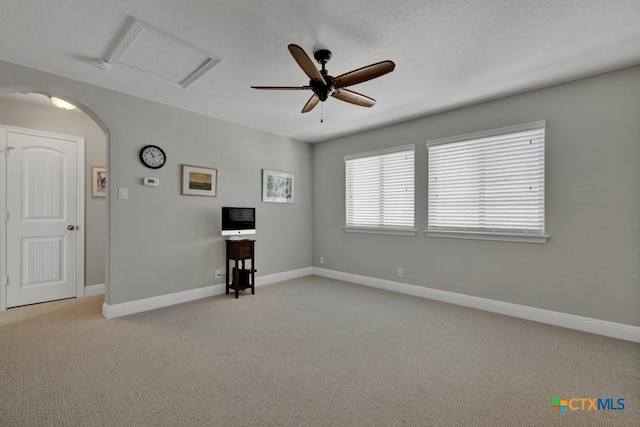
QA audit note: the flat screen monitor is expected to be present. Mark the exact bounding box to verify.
[221,207,255,236]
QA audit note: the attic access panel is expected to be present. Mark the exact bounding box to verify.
[106,18,221,88]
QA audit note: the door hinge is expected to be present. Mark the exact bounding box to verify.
[5,211,9,222]
[3,146,15,157]
[4,277,8,287]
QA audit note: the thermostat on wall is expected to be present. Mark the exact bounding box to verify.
[143,177,159,186]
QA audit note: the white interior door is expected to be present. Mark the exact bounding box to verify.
[3,126,84,308]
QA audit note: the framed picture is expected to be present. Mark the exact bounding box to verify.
[91,166,107,198]
[181,164,217,197]
[262,169,294,203]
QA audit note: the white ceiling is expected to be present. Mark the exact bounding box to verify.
[1,0,640,143]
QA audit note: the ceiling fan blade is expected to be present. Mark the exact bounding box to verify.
[331,88,376,107]
[301,94,320,113]
[251,86,311,90]
[288,44,327,85]
[333,60,395,88]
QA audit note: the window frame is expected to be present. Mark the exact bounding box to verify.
[344,144,416,236]
[426,121,549,243]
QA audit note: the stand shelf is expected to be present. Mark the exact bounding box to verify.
[225,239,255,299]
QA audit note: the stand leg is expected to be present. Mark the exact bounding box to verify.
[225,258,229,295]
[233,261,240,299]
[251,259,255,294]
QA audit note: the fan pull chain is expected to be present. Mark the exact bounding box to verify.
[321,102,324,123]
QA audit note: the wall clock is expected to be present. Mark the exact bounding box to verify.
[139,145,166,169]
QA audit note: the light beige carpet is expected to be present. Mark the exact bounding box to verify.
[0,276,638,426]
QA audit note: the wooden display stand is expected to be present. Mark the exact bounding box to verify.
[225,239,256,299]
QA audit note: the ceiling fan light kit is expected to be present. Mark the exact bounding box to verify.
[251,44,395,116]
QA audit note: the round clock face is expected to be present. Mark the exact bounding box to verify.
[139,145,166,169]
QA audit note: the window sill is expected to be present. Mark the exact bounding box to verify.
[425,230,549,244]
[344,226,417,236]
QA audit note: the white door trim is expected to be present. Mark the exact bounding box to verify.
[0,124,85,310]
[0,127,6,311]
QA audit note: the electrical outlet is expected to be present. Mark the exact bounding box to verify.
[215,270,222,279]
[397,267,404,278]
[320,256,324,265]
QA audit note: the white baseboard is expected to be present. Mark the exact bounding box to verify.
[103,284,224,319]
[256,267,313,285]
[102,267,313,319]
[100,266,640,343]
[84,283,105,297]
[313,267,640,343]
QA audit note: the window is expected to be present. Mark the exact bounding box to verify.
[345,145,415,235]
[427,121,548,243]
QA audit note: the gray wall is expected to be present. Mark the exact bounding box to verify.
[2,58,637,327]
[313,65,640,326]
[0,96,107,286]
[0,59,313,306]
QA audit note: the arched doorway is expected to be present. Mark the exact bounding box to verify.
[0,91,109,310]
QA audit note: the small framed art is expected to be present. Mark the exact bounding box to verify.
[92,166,107,198]
[262,169,294,203]
[181,164,218,197]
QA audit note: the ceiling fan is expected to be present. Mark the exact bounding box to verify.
[251,44,395,114]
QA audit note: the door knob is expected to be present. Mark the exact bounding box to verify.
[67,225,76,230]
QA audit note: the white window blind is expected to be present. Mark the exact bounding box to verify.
[427,122,547,242]
[345,145,415,231]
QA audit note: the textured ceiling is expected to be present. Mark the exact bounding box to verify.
[1,0,639,142]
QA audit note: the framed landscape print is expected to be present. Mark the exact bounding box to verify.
[181,164,217,197]
[262,169,294,203]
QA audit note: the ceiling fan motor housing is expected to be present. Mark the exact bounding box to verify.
[311,49,334,101]
[310,75,334,101]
